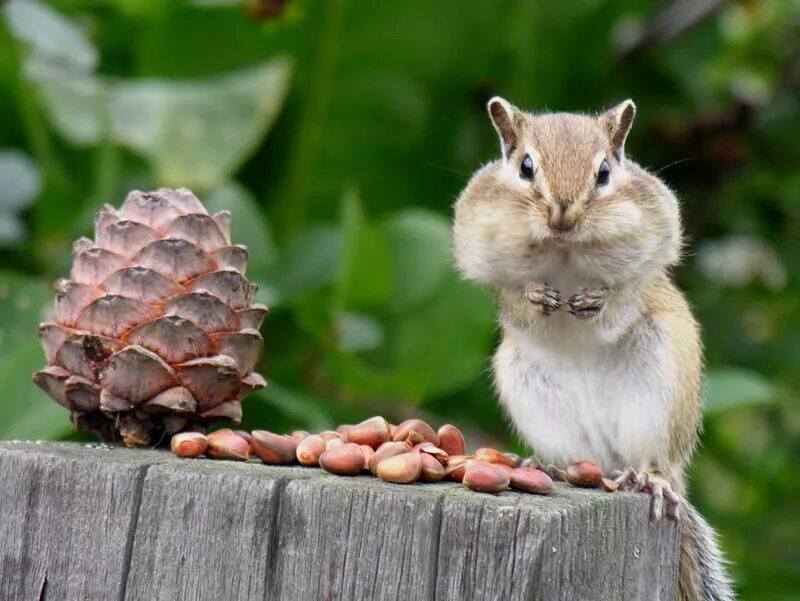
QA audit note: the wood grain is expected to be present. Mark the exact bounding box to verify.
[0,442,680,600]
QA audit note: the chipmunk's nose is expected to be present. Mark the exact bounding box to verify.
[548,203,579,232]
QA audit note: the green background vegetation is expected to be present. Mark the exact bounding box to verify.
[0,0,798,597]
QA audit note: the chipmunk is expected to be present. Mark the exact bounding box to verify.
[452,97,734,601]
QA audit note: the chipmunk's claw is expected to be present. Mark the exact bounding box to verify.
[520,456,567,481]
[613,467,681,521]
[525,282,562,315]
[545,464,567,481]
[567,287,607,318]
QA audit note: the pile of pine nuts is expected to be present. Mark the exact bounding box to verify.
[170,416,618,495]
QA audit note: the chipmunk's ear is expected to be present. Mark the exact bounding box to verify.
[487,96,520,160]
[600,99,636,161]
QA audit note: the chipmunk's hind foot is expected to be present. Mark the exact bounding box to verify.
[612,467,681,521]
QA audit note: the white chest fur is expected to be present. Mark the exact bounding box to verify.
[494,314,675,472]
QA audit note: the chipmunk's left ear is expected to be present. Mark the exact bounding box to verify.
[600,99,636,161]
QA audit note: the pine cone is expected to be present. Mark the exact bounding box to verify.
[33,188,267,446]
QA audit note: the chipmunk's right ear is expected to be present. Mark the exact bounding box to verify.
[487,96,519,160]
[600,99,636,162]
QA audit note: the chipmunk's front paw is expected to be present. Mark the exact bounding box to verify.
[525,282,561,315]
[612,468,682,521]
[567,287,607,319]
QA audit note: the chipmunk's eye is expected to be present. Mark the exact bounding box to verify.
[519,154,534,181]
[596,160,611,186]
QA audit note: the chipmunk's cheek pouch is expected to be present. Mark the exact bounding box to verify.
[453,203,517,284]
[595,198,641,239]
[618,200,644,229]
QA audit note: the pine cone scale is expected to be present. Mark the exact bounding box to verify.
[33,366,70,407]
[101,220,159,257]
[212,246,248,273]
[64,376,101,412]
[164,292,240,333]
[76,295,159,337]
[71,247,129,285]
[102,267,183,302]
[165,214,228,249]
[175,355,241,410]
[123,316,215,364]
[135,239,216,281]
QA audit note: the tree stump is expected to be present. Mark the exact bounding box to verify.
[0,442,680,600]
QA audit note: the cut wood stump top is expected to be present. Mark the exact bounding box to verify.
[0,441,680,601]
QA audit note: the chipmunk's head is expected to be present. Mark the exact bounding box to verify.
[453,97,681,288]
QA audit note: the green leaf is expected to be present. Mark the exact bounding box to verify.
[278,2,496,224]
[336,189,392,311]
[191,0,239,6]
[0,339,72,441]
[702,368,777,413]
[127,2,276,77]
[0,272,51,364]
[0,273,59,438]
[0,216,24,245]
[384,209,451,313]
[336,312,384,352]
[265,226,342,303]
[4,0,98,72]
[0,149,40,244]
[111,58,292,189]
[0,149,42,211]
[25,58,104,145]
[249,383,332,433]
[391,274,495,400]
[204,180,277,278]
[26,57,292,189]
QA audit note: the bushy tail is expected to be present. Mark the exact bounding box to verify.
[678,502,735,601]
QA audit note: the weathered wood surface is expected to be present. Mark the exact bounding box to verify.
[0,442,680,601]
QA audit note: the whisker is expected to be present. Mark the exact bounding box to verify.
[424,161,470,177]
[653,157,694,175]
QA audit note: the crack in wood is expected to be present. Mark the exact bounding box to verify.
[428,495,444,601]
[263,476,288,601]
[37,574,47,601]
[117,464,150,601]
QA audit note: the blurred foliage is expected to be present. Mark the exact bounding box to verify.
[0,0,798,598]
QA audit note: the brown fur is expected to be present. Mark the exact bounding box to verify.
[642,275,703,486]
